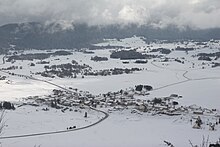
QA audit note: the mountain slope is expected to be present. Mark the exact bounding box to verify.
[0,22,220,49]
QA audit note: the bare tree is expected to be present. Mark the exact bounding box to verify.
[189,136,209,147]
[0,110,5,135]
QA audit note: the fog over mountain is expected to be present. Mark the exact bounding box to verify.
[0,0,220,49]
[0,0,220,29]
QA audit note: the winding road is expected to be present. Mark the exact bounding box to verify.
[0,58,220,140]
[0,64,109,140]
[150,61,220,91]
[0,107,109,140]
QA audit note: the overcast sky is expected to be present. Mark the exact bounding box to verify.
[0,0,220,29]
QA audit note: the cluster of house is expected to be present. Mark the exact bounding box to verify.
[16,83,220,133]
[26,86,185,116]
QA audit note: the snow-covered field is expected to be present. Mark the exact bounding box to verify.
[0,37,220,147]
[2,111,220,147]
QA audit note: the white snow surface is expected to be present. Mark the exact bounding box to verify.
[0,37,220,146]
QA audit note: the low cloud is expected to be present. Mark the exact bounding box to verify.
[0,0,220,29]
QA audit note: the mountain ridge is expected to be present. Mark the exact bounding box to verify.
[0,22,220,49]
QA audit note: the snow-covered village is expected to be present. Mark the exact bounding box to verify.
[0,1,220,147]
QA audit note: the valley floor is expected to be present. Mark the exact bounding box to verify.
[0,37,220,146]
